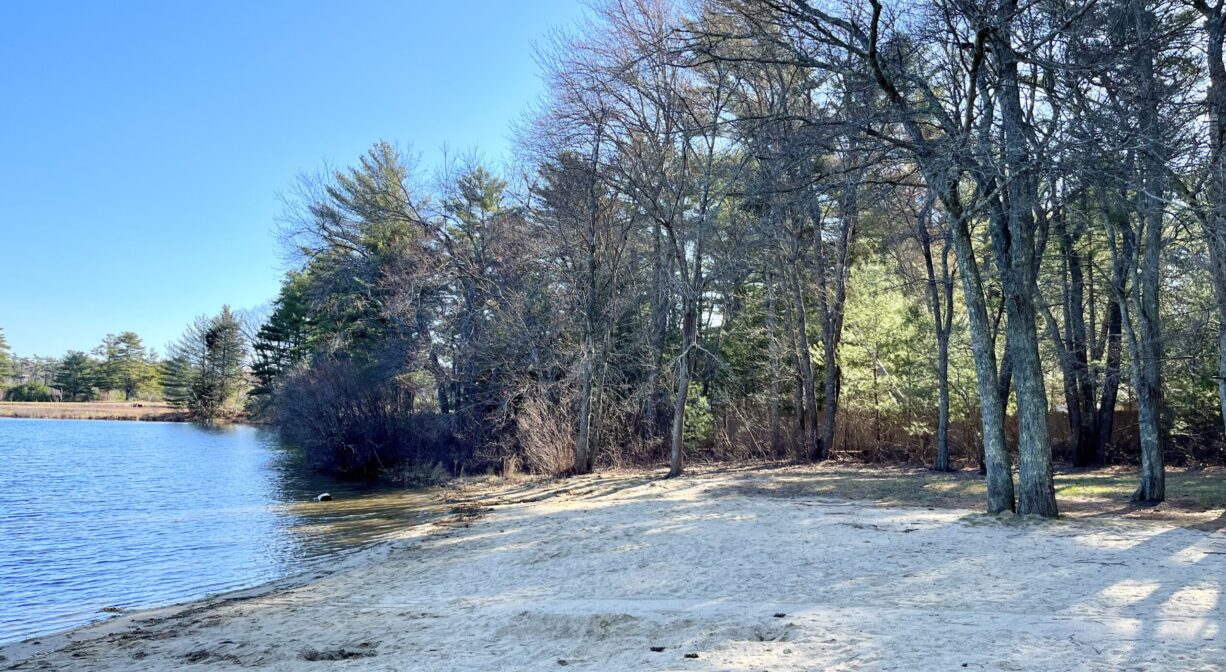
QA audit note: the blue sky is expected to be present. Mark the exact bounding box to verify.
[0,0,585,357]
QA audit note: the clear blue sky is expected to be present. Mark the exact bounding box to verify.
[0,0,585,357]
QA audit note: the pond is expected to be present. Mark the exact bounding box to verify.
[0,418,437,644]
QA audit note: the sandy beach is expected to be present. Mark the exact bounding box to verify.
[2,467,1224,671]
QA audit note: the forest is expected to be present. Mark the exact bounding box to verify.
[8,0,1226,520]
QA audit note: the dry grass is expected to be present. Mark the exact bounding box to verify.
[0,401,188,421]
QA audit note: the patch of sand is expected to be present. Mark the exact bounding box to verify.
[3,469,1224,670]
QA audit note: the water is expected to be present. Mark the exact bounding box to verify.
[0,418,439,644]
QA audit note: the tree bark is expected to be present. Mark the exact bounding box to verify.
[789,263,821,461]
[765,264,784,456]
[918,202,955,471]
[1197,5,1226,441]
[668,300,697,478]
[575,341,595,474]
[1128,0,1166,504]
[947,205,1017,513]
[988,6,1057,516]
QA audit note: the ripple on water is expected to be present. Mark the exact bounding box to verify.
[0,417,439,644]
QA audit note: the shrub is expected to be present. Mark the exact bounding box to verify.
[516,392,576,475]
[5,382,54,402]
[275,356,462,478]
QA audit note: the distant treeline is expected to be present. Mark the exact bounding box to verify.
[0,313,247,423]
[0,329,161,403]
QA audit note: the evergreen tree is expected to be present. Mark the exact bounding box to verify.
[163,306,249,420]
[250,274,313,398]
[54,351,97,401]
[0,327,13,388]
[95,332,157,400]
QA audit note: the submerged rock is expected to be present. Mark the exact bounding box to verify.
[315,493,333,502]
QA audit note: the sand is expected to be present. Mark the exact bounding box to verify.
[3,468,1224,671]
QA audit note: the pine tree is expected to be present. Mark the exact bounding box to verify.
[95,332,157,400]
[54,351,97,401]
[251,275,313,398]
[163,306,249,420]
[0,327,13,388]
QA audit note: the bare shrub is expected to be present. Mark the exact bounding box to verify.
[516,392,575,475]
[275,356,462,478]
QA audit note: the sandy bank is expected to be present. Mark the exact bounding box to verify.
[3,468,1224,671]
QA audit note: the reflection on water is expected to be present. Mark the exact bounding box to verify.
[0,418,440,644]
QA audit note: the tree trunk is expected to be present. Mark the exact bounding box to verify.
[1199,7,1226,441]
[1095,296,1124,460]
[918,211,955,472]
[668,301,697,478]
[935,331,951,471]
[789,266,821,461]
[590,348,609,473]
[766,264,784,456]
[814,176,856,460]
[782,293,806,457]
[989,8,1057,517]
[643,220,670,442]
[1130,0,1166,504]
[575,343,595,474]
[947,206,1016,514]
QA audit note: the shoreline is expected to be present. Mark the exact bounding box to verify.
[0,485,466,666]
[0,402,190,422]
[3,466,1224,670]
[0,475,487,662]
[0,525,435,666]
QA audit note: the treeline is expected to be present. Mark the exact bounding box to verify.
[245,0,1226,517]
[0,329,160,402]
[0,311,248,422]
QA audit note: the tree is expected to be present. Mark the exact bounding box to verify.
[54,351,97,401]
[245,0,1226,501]
[531,152,633,473]
[95,332,157,400]
[724,0,1027,513]
[164,307,249,420]
[0,327,12,389]
[898,192,957,470]
[250,274,314,399]
[1188,0,1226,440]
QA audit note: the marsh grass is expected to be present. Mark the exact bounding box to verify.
[0,401,187,421]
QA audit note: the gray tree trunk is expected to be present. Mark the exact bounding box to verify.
[918,201,954,471]
[668,301,697,478]
[575,344,595,473]
[789,266,821,461]
[765,264,783,456]
[1128,0,1166,504]
[989,7,1057,517]
[1197,5,1226,441]
[948,206,1017,513]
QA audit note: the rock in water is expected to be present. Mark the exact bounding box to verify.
[316,493,333,502]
